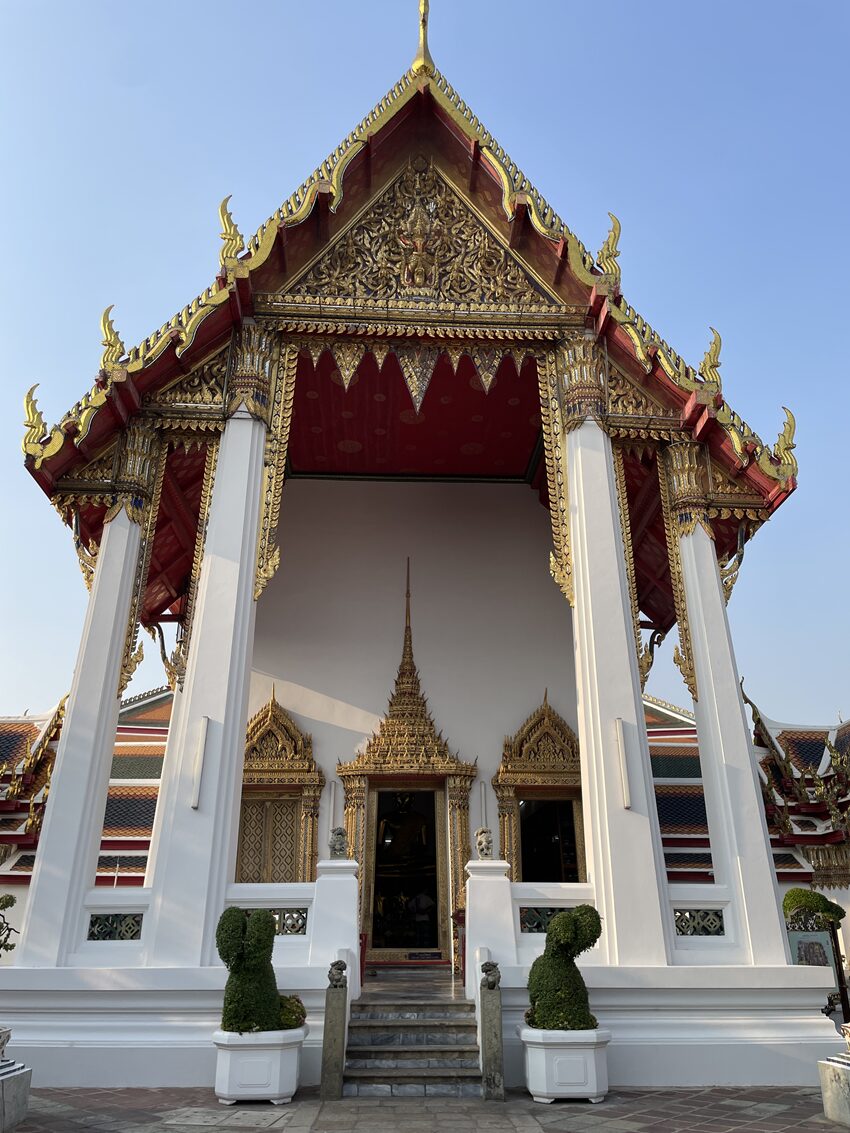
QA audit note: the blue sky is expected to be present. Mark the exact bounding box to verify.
[1,0,847,721]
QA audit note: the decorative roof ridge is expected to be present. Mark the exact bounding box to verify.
[642,693,696,722]
[119,685,172,709]
[21,25,796,492]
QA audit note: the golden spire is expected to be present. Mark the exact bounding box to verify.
[412,0,435,76]
[391,557,421,710]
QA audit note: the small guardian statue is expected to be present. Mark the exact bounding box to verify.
[328,827,348,859]
[328,960,347,989]
[480,961,501,990]
[475,826,493,859]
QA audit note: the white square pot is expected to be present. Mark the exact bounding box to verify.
[518,1026,611,1103]
[213,1026,308,1105]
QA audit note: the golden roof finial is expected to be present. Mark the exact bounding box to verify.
[596,212,621,282]
[22,385,47,454]
[219,195,245,265]
[100,305,125,371]
[699,327,722,391]
[412,0,435,76]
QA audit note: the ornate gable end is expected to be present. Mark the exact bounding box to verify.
[494,695,580,787]
[242,693,324,789]
[283,158,560,312]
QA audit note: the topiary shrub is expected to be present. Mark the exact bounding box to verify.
[526,905,602,1030]
[783,887,845,930]
[216,908,282,1033]
[279,994,307,1030]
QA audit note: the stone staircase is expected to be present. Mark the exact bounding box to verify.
[343,996,482,1097]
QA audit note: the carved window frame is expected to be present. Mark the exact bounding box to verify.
[236,693,324,883]
[492,698,586,882]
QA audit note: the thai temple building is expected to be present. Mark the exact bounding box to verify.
[2,3,844,1091]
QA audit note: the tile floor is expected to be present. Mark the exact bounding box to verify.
[19,1085,838,1133]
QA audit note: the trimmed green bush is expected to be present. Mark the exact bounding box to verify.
[216,908,282,1034]
[279,994,307,1029]
[526,905,602,1030]
[783,887,845,926]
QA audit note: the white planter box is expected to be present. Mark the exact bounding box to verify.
[213,1026,308,1105]
[518,1026,611,1103]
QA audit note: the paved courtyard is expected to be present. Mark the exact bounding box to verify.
[19,1085,838,1133]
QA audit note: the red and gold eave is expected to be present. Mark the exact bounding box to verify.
[22,67,795,632]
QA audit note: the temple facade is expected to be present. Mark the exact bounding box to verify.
[3,7,841,1090]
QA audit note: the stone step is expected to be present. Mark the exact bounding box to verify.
[347,1021,477,1047]
[342,1080,483,1098]
[351,1002,474,1019]
[345,1045,480,1070]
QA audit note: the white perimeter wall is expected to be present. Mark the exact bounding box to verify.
[251,479,576,840]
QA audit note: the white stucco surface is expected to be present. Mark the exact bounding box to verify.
[251,479,576,835]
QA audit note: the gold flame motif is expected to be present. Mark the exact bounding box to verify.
[596,212,621,281]
[219,195,245,265]
[22,385,46,453]
[699,327,722,390]
[100,305,125,371]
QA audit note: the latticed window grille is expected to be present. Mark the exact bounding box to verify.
[87,913,144,941]
[674,908,725,936]
[519,906,564,934]
[266,908,309,935]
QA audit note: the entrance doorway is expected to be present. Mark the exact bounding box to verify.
[364,784,450,963]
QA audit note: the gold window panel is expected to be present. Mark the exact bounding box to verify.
[235,690,325,883]
[492,694,586,882]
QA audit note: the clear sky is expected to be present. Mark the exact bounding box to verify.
[0,0,847,722]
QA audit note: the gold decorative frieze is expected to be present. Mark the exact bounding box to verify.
[395,345,440,412]
[492,695,585,882]
[173,437,220,685]
[228,324,279,422]
[254,341,297,600]
[151,351,227,410]
[284,158,559,313]
[612,445,653,689]
[106,419,162,527]
[559,337,606,430]
[537,349,572,605]
[607,366,677,422]
[71,510,98,592]
[658,447,698,702]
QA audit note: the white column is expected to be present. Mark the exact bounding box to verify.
[563,340,670,966]
[17,508,142,966]
[677,516,789,965]
[143,407,266,967]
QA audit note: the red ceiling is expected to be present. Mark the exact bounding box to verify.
[288,349,542,481]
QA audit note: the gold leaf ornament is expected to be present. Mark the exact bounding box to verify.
[100,305,125,371]
[596,212,621,282]
[219,195,245,265]
[699,327,722,392]
[22,385,47,452]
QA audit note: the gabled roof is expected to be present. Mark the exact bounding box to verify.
[21,29,796,513]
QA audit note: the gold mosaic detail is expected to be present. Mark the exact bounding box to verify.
[255,339,296,601]
[612,445,653,689]
[658,448,698,702]
[538,349,572,605]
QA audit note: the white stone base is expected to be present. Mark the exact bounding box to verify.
[0,962,841,1089]
[0,967,328,1089]
[0,1060,31,1131]
[502,965,842,1088]
[519,1027,610,1103]
[819,1053,850,1127]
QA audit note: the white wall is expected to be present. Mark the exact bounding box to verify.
[252,479,576,839]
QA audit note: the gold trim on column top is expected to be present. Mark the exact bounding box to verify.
[104,418,162,527]
[612,444,653,690]
[664,439,713,541]
[227,323,279,423]
[658,447,698,703]
[559,337,607,431]
[538,349,573,606]
[254,340,297,601]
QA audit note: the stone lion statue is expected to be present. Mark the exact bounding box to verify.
[328,959,347,989]
[480,960,501,990]
[474,826,493,859]
[328,827,348,859]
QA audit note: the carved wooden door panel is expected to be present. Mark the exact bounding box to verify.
[236,795,300,883]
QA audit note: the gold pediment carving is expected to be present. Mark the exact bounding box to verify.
[608,367,676,419]
[284,158,560,313]
[147,351,227,409]
[243,691,324,790]
[493,694,580,788]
